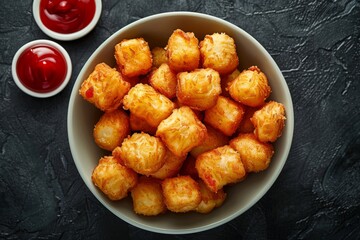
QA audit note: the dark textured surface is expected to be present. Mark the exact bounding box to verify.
[1,0,359,239]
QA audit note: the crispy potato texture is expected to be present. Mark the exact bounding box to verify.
[180,155,199,179]
[129,113,157,135]
[150,148,186,179]
[119,133,166,175]
[230,133,274,173]
[228,66,271,107]
[131,177,166,216]
[79,63,130,111]
[251,101,286,142]
[200,33,239,75]
[162,176,201,213]
[167,29,200,72]
[156,106,207,157]
[149,63,177,99]
[190,125,229,158]
[196,180,226,214]
[237,106,258,133]
[204,96,245,136]
[93,109,130,151]
[123,83,175,128]
[92,156,138,200]
[151,47,168,68]
[221,69,240,98]
[115,38,152,77]
[177,68,222,111]
[196,145,246,192]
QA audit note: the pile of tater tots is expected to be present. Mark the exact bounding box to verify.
[79,29,286,216]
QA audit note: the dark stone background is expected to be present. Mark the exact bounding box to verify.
[1,0,359,239]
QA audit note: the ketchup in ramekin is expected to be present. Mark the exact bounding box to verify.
[33,0,102,41]
[39,0,96,34]
[12,40,72,98]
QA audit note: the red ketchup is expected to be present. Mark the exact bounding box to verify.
[39,0,96,34]
[16,44,67,93]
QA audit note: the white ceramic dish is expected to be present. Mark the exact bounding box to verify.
[67,12,294,234]
[12,39,72,98]
[32,0,102,41]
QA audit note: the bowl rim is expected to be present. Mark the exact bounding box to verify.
[67,11,294,234]
[32,0,102,41]
[11,39,72,98]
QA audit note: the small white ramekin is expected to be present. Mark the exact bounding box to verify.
[12,39,72,98]
[32,0,102,41]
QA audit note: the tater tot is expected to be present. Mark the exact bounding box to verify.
[204,96,245,136]
[237,106,258,133]
[221,69,240,98]
[119,132,166,175]
[151,47,168,68]
[196,145,246,192]
[200,33,239,75]
[173,98,204,121]
[114,38,152,77]
[156,106,207,157]
[229,133,274,173]
[79,63,131,112]
[93,109,130,151]
[167,29,200,72]
[251,101,286,142]
[92,156,138,200]
[131,177,166,216]
[162,176,201,213]
[149,63,177,99]
[177,68,222,111]
[123,83,175,128]
[190,125,229,158]
[129,112,157,135]
[179,155,198,179]
[196,180,226,214]
[150,148,187,179]
[228,66,271,107]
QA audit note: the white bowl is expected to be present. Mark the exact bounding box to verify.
[32,0,102,41]
[12,39,72,98]
[67,12,294,234]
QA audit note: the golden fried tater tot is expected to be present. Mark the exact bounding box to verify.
[92,156,138,200]
[115,38,152,77]
[196,180,226,214]
[200,33,239,75]
[229,133,274,173]
[93,109,130,151]
[179,155,198,179]
[204,96,245,136]
[196,145,246,192]
[237,106,258,133]
[167,29,200,72]
[190,125,229,158]
[251,101,286,142]
[177,68,222,111]
[156,106,207,157]
[162,176,201,213]
[228,66,271,107]
[111,146,124,165]
[129,112,157,135]
[150,148,186,180]
[151,47,168,68]
[149,63,177,99]
[131,176,166,216]
[119,132,166,175]
[221,69,240,98]
[123,83,175,128]
[79,63,131,112]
